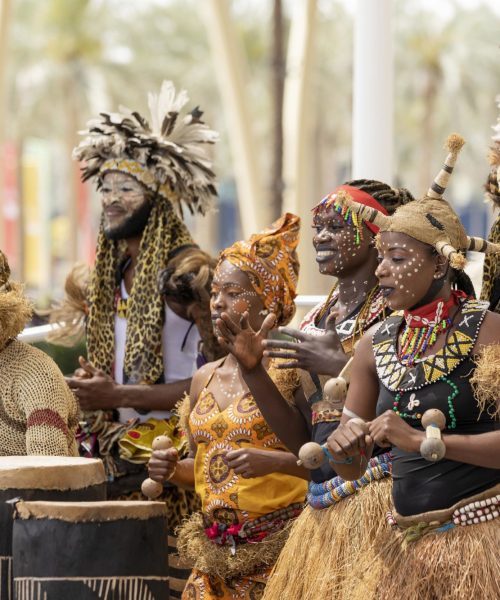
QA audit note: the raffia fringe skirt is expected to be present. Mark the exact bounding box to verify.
[262,477,393,600]
[374,484,500,600]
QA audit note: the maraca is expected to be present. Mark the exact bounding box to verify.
[297,418,369,469]
[322,341,359,409]
[420,409,446,462]
[141,435,173,499]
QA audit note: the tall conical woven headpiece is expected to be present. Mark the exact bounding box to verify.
[334,134,500,270]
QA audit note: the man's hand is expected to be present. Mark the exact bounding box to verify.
[65,356,119,410]
[369,410,424,453]
[216,312,276,372]
[225,447,285,478]
[262,313,348,376]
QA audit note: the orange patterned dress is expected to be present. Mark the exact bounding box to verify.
[182,367,307,599]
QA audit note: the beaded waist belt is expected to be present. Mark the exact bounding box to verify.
[203,502,304,550]
[386,484,500,545]
[307,452,392,510]
[311,401,342,426]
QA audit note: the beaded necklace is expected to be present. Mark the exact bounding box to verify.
[398,292,465,367]
[392,376,459,428]
[316,283,383,341]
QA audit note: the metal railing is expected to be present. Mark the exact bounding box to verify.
[18,295,327,344]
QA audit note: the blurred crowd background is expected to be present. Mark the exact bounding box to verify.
[0,0,499,310]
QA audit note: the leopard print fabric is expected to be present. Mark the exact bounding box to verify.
[120,485,201,532]
[480,213,500,313]
[86,195,194,383]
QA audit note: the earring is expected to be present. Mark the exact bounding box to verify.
[259,309,269,316]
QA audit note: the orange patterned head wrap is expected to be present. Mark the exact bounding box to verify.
[218,213,300,326]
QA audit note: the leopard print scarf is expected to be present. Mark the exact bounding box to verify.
[86,196,193,383]
[480,213,500,313]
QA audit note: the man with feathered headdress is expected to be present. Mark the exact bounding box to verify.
[52,81,222,596]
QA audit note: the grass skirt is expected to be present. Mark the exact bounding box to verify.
[374,519,500,600]
[262,477,393,600]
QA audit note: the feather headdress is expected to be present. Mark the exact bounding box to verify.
[334,134,500,270]
[73,80,218,216]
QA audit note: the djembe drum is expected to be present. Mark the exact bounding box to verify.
[12,500,169,600]
[0,456,106,600]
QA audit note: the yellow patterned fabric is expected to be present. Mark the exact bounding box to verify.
[218,213,300,326]
[118,416,188,463]
[183,365,306,598]
[189,388,306,521]
[183,569,269,600]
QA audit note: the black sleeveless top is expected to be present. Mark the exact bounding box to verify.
[374,299,500,516]
[300,291,387,482]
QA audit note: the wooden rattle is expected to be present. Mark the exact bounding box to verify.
[141,435,173,499]
[420,409,446,462]
[322,344,359,408]
[296,418,368,469]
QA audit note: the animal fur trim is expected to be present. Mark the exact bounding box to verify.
[175,392,191,437]
[48,262,90,346]
[0,281,32,351]
[471,344,500,419]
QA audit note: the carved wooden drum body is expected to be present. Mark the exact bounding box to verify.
[0,456,106,600]
[13,500,169,600]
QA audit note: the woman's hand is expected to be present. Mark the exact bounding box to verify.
[262,314,348,376]
[369,410,423,453]
[216,312,276,372]
[148,447,179,483]
[326,419,372,460]
[225,447,285,478]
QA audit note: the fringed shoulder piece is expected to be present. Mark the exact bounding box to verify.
[175,392,192,437]
[471,343,500,420]
[48,263,90,347]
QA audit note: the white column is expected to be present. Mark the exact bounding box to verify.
[282,0,316,216]
[282,0,318,300]
[202,0,265,237]
[352,0,394,183]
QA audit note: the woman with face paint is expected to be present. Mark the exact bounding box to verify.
[327,135,500,599]
[148,214,308,600]
[216,182,413,600]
